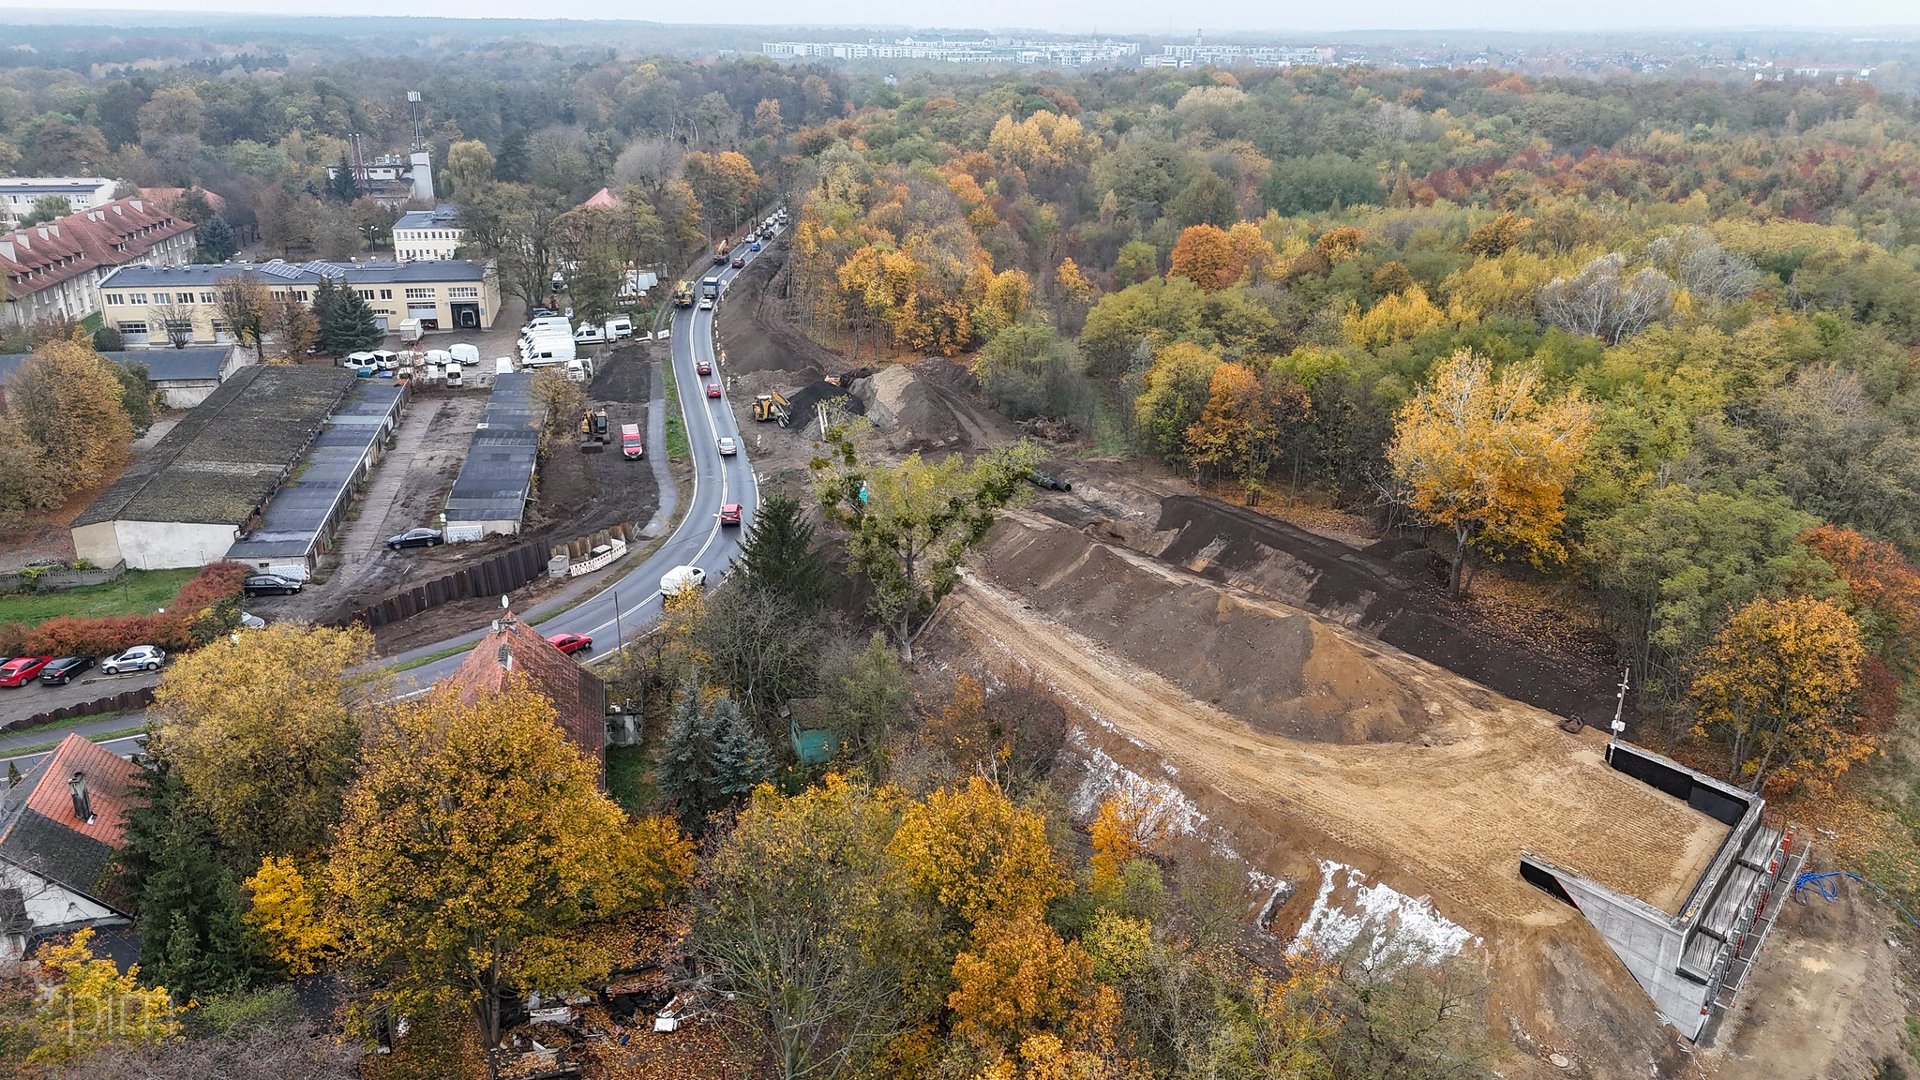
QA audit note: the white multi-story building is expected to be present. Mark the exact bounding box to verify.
[0,197,196,332]
[0,177,119,230]
[763,37,1138,66]
[1148,43,1335,69]
[393,204,465,261]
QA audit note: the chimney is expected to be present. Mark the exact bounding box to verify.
[497,644,513,672]
[68,771,95,825]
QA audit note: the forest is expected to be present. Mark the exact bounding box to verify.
[4,33,1920,1079]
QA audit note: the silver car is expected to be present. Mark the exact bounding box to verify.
[101,645,166,675]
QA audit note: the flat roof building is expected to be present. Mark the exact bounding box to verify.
[444,371,541,539]
[393,204,464,262]
[0,177,118,230]
[0,345,248,410]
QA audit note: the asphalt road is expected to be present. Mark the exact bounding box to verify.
[0,231,774,769]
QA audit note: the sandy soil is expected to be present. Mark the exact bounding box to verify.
[951,513,1726,928]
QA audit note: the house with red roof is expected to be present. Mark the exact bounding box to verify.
[442,611,607,786]
[0,197,196,333]
[0,735,144,969]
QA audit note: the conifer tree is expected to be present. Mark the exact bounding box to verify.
[735,493,830,612]
[713,697,776,798]
[658,685,722,832]
[319,283,382,356]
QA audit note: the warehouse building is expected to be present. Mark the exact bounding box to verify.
[71,365,358,570]
[0,344,248,412]
[443,371,541,539]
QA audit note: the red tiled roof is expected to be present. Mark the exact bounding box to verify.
[442,614,607,780]
[138,186,227,212]
[580,187,622,210]
[0,197,196,303]
[13,734,141,847]
[0,734,146,912]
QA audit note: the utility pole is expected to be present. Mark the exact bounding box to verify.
[1606,667,1631,764]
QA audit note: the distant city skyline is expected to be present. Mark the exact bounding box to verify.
[7,0,1920,34]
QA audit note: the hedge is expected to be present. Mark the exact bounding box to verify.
[0,562,251,657]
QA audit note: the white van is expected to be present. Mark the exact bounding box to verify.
[494,357,515,376]
[345,351,377,369]
[449,343,481,366]
[565,357,595,383]
[660,564,707,596]
[574,324,607,346]
[520,336,577,366]
[446,361,464,387]
[605,315,634,340]
[369,349,400,371]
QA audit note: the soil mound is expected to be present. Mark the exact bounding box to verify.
[714,246,842,378]
[975,513,1437,744]
[851,359,1019,452]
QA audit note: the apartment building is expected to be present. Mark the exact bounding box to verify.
[393,204,465,261]
[0,177,119,230]
[0,197,196,332]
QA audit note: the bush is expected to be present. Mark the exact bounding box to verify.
[22,563,249,656]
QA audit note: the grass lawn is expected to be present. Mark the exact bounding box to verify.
[662,363,690,462]
[606,743,659,818]
[0,568,199,626]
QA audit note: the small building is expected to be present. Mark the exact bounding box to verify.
[393,204,464,262]
[0,197,196,331]
[71,365,357,570]
[0,177,118,230]
[0,735,145,969]
[444,371,541,538]
[443,612,606,785]
[98,257,501,346]
[0,344,248,412]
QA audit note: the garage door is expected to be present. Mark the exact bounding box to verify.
[407,302,437,320]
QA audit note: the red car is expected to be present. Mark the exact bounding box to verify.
[547,633,593,656]
[697,360,712,375]
[0,655,54,687]
[705,382,722,398]
[720,502,742,527]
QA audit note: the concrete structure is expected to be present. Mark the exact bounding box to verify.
[443,371,541,539]
[0,177,117,230]
[0,197,196,331]
[99,257,500,344]
[0,735,144,969]
[1521,742,1800,1041]
[393,204,464,262]
[1145,42,1334,69]
[444,611,606,785]
[324,153,432,208]
[0,344,247,411]
[71,365,357,570]
[225,380,406,580]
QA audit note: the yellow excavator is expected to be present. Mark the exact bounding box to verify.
[579,408,610,452]
[751,391,792,427]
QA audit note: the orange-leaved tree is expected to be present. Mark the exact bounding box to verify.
[1087,798,1146,898]
[1386,350,1594,597]
[1169,224,1245,292]
[1185,362,1278,500]
[889,776,1068,931]
[1689,595,1872,797]
[947,912,1094,1052]
[1802,523,1920,672]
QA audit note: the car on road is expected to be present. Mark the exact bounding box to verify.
[0,656,54,687]
[698,297,714,310]
[39,656,94,686]
[719,502,742,527]
[697,360,712,375]
[387,527,444,550]
[244,574,303,596]
[660,564,707,595]
[717,436,737,456]
[706,382,722,398]
[750,241,763,252]
[547,632,593,656]
[102,645,166,674]
[731,254,746,268]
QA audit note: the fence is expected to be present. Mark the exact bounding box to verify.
[0,561,126,594]
[1,687,156,735]
[338,542,550,629]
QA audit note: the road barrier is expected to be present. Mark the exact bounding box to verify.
[2,687,156,734]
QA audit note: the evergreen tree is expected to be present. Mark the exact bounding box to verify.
[712,697,775,798]
[116,764,261,998]
[317,279,381,356]
[736,494,830,613]
[658,685,722,833]
[327,159,360,203]
[311,273,343,334]
[195,215,238,263]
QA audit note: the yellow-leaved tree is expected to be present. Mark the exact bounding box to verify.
[149,622,377,859]
[889,776,1068,931]
[1689,595,1872,797]
[244,855,339,976]
[26,928,182,1065]
[947,912,1094,1052]
[1087,798,1146,899]
[1386,350,1594,597]
[327,677,692,1044]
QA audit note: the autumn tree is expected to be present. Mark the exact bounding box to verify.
[244,856,339,977]
[683,150,761,234]
[919,668,1066,794]
[7,338,134,494]
[149,623,376,859]
[264,295,318,360]
[947,913,1094,1053]
[1387,352,1594,597]
[889,777,1069,932]
[1463,213,1530,257]
[328,678,690,1045]
[1134,342,1222,465]
[693,584,822,730]
[695,775,914,1080]
[215,275,271,358]
[1803,523,1920,670]
[25,929,182,1066]
[1689,595,1872,796]
[1169,225,1245,292]
[1185,362,1280,502]
[443,139,496,198]
[813,426,1041,662]
[1087,798,1146,898]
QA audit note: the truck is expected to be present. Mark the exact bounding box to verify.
[398,319,424,344]
[565,357,595,383]
[700,276,722,301]
[673,280,696,308]
[751,390,792,426]
[712,240,731,265]
[579,408,610,452]
[621,422,644,460]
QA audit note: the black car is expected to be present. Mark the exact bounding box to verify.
[387,527,444,550]
[39,655,94,686]
[244,574,303,597]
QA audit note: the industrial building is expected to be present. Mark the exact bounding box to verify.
[393,204,465,261]
[71,365,358,570]
[443,371,541,539]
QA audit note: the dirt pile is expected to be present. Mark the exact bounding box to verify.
[849,359,1019,452]
[714,248,842,378]
[976,512,1437,744]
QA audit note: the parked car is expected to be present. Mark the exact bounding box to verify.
[244,574,302,596]
[0,656,54,687]
[660,565,707,595]
[238,613,266,630]
[530,307,556,319]
[101,645,166,674]
[698,297,714,310]
[39,656,94,686]
[387,527,444,550]
[719,502,742,527]
[547,632,593,656]
[717,436,738,456]
[696,360,712,375]
[750,241,763,252]
[706,382,722,399]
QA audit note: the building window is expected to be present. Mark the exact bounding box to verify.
[380,289,393,300]
[128,292,148,305]
[294,290,310,301]
[358,289,375,300]
[404,287,436,300]
[117,321,148,335]
[449,286,479,299]
[199,291,216,304]
[176,291,194,304]
[105,293,122,306]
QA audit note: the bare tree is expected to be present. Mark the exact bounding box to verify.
[54,1023,363,1080]
[1536,252,1676,344]
[147,300,196,348]
[214,275,271,358]
[1646,226,1763,304]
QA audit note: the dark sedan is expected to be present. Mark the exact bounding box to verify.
[387,527,444,550]
[39,655,95,686]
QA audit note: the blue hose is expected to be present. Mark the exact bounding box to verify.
[1794,870,1920,929]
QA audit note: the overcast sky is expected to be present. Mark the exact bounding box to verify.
[10,0,1920,33]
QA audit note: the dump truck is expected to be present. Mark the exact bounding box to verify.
[672,280,695,308]
[751,391,792,426]
[712,240,731,265]
[579,408,610,452]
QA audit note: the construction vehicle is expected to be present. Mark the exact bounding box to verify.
[579,408,610,452]
[712,240,731,265]
[672,280,695,308]
[751,391,792,426]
